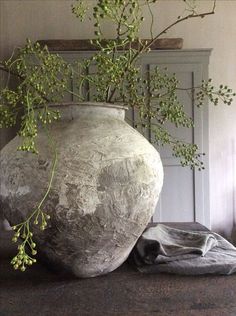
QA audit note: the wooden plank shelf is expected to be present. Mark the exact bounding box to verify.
[37,38,184,51]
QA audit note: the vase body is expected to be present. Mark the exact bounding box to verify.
[0,103,163,277]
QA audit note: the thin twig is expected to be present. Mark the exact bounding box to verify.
[143,0,216,52]
[0,63,23,80]
[146,0,154,40]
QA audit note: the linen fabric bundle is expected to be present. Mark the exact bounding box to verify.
[131,224,236,275]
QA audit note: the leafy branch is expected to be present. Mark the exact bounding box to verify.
[10,127,57,271]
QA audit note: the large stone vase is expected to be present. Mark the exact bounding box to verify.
[0,102,163,277]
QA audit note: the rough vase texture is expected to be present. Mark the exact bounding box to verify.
[0,103,163,277]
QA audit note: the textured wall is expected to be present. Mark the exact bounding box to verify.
[1,0,236,239]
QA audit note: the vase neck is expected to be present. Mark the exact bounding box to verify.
[49,102,127,121]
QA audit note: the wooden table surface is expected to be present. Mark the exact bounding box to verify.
[1,222,236,316]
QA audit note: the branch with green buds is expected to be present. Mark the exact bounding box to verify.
[9,127,57,271]
[11,208,50,271]
[196,79,236,107]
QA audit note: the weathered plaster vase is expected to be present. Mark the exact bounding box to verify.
[0,103,163,277]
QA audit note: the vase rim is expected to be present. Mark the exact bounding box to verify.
[45,102,128,111]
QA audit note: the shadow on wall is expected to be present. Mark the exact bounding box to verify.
[231,140,236,246]
[231,227,236,246]
[0,127,18,150]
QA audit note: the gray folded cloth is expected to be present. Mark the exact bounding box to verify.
[131,224,236,275]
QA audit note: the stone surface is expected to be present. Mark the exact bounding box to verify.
[0,103,163,277]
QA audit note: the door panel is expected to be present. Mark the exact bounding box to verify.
[153,165,194,222]
[149,64,200,223]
